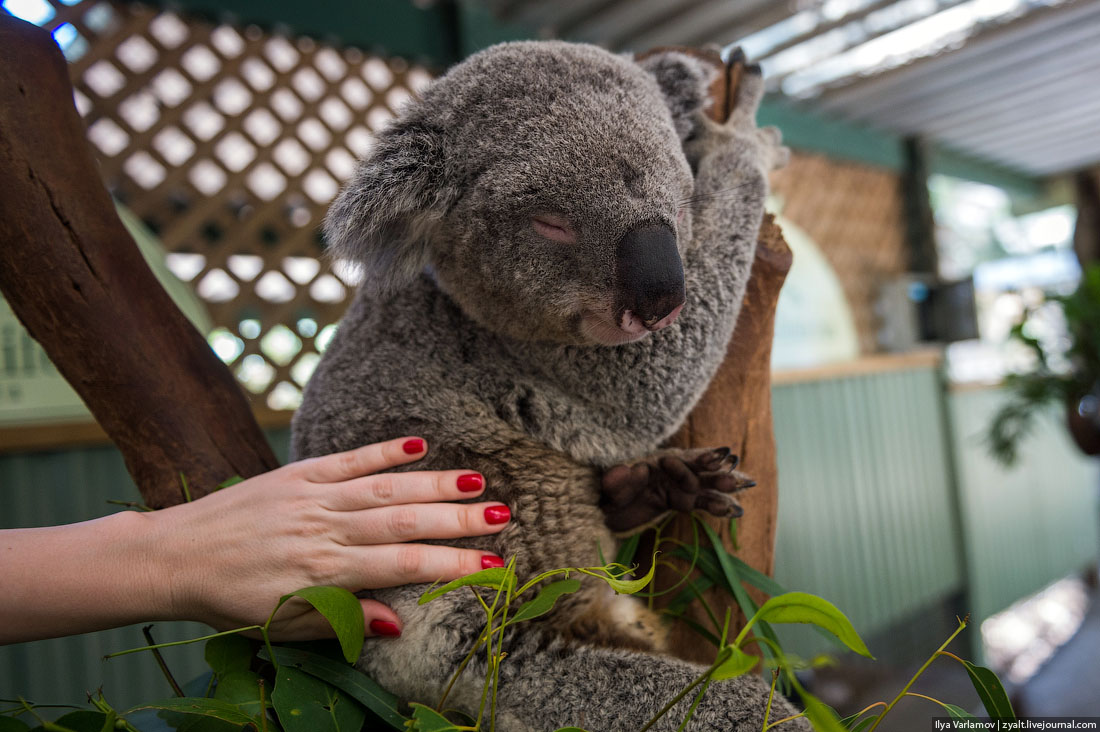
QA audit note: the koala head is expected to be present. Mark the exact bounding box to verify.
[324,41,714,346]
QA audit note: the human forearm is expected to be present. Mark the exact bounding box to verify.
[0,510,167,643]
[1,438,511,645]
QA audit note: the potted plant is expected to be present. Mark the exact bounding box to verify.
[989,262,1100,464]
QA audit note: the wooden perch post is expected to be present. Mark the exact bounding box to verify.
[0,16,279,508]
[0,16,789,658]
[640,48,793,664]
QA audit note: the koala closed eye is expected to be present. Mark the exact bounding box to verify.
[531,214,577,243]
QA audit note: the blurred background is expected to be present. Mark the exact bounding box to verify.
[2,0,1099,723]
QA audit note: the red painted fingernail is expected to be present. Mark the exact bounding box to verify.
[457,473,484,492]
[370,620,401,637]
[402,438,425,454]
[481,555,504,569]
[484,505,511,524]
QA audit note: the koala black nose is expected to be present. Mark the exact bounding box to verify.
[615,223,686,333]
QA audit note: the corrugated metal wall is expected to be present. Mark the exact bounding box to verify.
[2,380,1098,702]
[0,445,211,707]
[0,431,292,708]
[771,367,965,657]
[947,390,1100,622]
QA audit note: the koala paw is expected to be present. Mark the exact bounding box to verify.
[685,55,789,176]
[600,447,755,534]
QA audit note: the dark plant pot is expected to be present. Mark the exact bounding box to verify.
[1066,394,1100,456]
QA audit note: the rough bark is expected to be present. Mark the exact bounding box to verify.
[640,47,793,663]
[0,16,278,508]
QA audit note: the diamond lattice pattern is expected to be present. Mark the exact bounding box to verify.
[42,0,433,413]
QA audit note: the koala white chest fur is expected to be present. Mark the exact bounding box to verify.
[291,41,803,731]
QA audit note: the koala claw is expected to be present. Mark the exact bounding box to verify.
[600,447,756,534]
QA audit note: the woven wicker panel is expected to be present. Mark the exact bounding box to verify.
[40,0,432,414]
[770,152,907,353]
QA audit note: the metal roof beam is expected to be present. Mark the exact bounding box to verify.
[852,33,1100,129]
[814,0,1100,113]
[626,0,787,53]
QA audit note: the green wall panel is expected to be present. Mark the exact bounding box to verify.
[947,389,1100,622]
[0,429,292,709]
[771,367,964,659]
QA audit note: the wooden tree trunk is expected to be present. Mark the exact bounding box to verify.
[0,17,789,656]
[0,15,278,508]
[640,48,793,664]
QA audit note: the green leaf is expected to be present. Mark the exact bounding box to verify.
[696,522,784,665]
[407,705,461,732]
[711,646,757,680]
[262,646,406,729]
[271,667,364,732]
[799,693,846,732]
[581,558,656,594]
[668,614,721,647]
[218,476,245,489]
[418,568,515,604]
[850,715,878,732]
[213,671,267,720]
[125,698,258,729]
[50,714,106,732]
[836,710,862,729]
[943,704,977,720]
[205,635,253,677]
[614,534,641,566]
[961,660,1015,721]
[270,587,365,664]
[747,592,872,658]
[0,718,30,732]
[509,580,581,624]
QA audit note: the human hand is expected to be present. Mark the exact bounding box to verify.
[138,436,509,641]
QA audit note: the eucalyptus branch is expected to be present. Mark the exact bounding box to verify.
[867,618,968,731]
[104,626,261,659]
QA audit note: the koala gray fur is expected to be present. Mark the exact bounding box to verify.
[292,40,803,731]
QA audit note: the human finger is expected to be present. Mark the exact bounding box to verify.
[298,436,428,483]
[321,470,486,511]
[261,598,404,641]
[336,502,511,545]
[336,543,506,588]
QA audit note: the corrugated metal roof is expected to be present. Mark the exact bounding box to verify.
[485,0,1100,178]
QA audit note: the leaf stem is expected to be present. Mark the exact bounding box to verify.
[437,629,488,711]
[905,692,950,707]
[104,626,261,658]
[765,711,807,730]
[759,670,779,732]
[639,656,725,732]
[258,680,268,732]
[867,619,968,731]
[141,625,184,697]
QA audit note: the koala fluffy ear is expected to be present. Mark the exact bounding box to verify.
[323,115,448,296]
[637,52,716,142]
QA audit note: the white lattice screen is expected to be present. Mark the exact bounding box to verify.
[26,0,433,415]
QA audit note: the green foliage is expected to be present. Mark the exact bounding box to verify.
[270,667,364,732]
[5,519,1015,732]
[959,660,1015,722]
[988,262,1100,465]
[268,587,365,664]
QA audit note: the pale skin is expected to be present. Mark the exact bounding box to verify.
[0,436,510,645]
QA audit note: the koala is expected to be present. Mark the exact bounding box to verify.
[291,41,801,732]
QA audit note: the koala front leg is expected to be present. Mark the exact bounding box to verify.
[600,447,755,534]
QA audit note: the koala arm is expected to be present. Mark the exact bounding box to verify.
[681,62,788,318]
